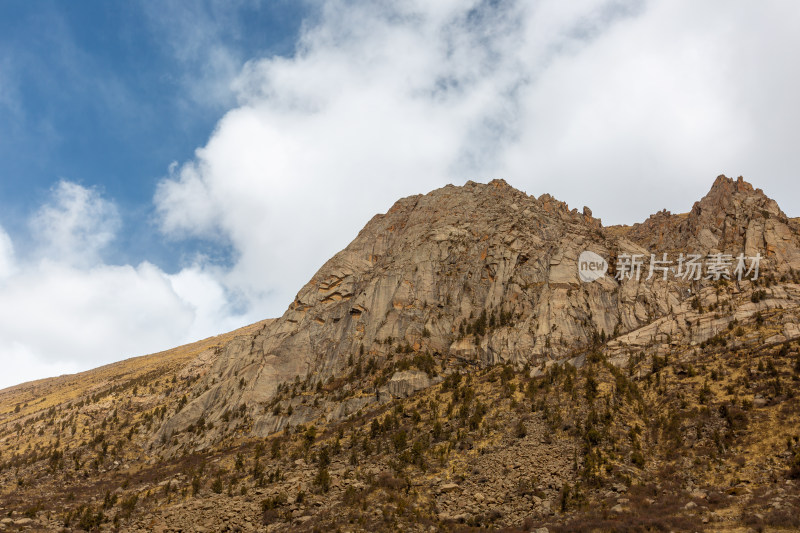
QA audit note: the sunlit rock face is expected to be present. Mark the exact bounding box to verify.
[156,176,800,446]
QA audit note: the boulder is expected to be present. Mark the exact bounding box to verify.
[387,370,432,398]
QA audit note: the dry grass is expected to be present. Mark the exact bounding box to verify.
[0,319,272,420]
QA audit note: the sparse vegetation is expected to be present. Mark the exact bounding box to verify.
[3,182,800,531]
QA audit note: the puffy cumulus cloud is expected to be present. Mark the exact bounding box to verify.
[156,0,800,320]
[29,180,121,267]
[0,182,244,390]
[167,263,249,341]
[154,0,594,315]
[0,261,190,365]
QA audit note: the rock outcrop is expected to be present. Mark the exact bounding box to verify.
[623,175,800,269]
[156,176,800,447]
[387,370,435,398]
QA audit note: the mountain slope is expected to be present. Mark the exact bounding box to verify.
[1,176,799,532]
[158,176,800,452]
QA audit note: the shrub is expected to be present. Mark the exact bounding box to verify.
[751,290,766,303]
[318,446,330,468]
[393,429,408,452]
[585,375,599,402]
[342,486,360,506]
[515,419,528,438]
[442,373,462,392]
[432,421,444,441]
[102,490,117,509]
[304,425,316,447]
[314,467,331,492]
[191,476,202,495]
[261,493,287,511]
[119,493,138,518]
[699,381,712,404]
[584,428,601,447]
[261,493,287,525]
[254,442,266,460]
[560,483,572,513]
[271,438,281,459]
[77,505,104,531]
[631,451,645,468]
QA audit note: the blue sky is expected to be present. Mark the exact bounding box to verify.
[0,0,306,269]
[1,1,799,389]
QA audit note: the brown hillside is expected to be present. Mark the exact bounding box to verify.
[1,177,799,532]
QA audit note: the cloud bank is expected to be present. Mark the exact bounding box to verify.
[0,182,242,389]
[4,0,800,389]
[156,0,800,321]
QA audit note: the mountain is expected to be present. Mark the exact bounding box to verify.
[621,175,800,264]
[1,176,799,532]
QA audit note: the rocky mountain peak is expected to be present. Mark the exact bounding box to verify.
[692,174,784,221]
[152,175,799,452]
[155,180,613,444]
[622,176,799,268]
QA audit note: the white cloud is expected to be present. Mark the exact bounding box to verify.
[2,341,81,389]
[0,182,242,390]
[155,0,800,325]
[6,0,800,389]
[167,263,248,341]
[155,0,534,316]
[500,0,800,222]
[0,261,189,365]
[29,180,121,267]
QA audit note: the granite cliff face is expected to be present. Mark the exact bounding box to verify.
[157,175,800,447]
